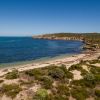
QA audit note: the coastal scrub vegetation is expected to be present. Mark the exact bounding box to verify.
[5,69,19,79]
[40,76,53,89]
[33,89,49,100]
[0,58,100,99]
[1,84,22,98]
[71,86,89,100]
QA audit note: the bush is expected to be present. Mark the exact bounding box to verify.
[5,69,19,79]
[60,65,73,79]
[1,84,22,98]
[66,71,73,79]
[90,67,100,74]
[71,74,96,88]
[95,89,100,97]
[25,68,43,79]
[90,67,97,74]
[95,74,100,84]
[83,73,96,88]
[71,86,89,100]
[57,84,70,96]
[81,69,88,76]
[71,79,85,87]
[49,68,65,79]
[68,64,82,71]
[84,73,95,81]
[40,76,53,89]
[33,89,48,100]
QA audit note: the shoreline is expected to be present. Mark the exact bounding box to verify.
[0,53,78,68]
[0,49,100,77]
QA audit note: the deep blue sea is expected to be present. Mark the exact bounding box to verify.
[0,37,83,64]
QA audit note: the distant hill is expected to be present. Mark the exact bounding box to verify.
[33,33,100,50]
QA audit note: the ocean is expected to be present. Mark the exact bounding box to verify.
[0,37,84,65]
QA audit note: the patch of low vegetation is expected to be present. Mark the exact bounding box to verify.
[88,65,100,85]
[71,73,97,88]
[81,69,88,76]
[48,65,73,80]
[83,73,96,88]
[40,76,53,89]
[60,65,73,79]
[56,83,70,96]
[89,59,100,64]
[50,94,69,100]
[94,74,100,84]
[71,79,85,87]
[95,89,100,97]
[68,63,83,71]
[90,66,100,74]
[71,86,89,100]
[5,69,19,79]
[49,67,65,80]
[25,68,44,80]
[19,79,34,86]
[33,89,49,100]
[1,84,22,98]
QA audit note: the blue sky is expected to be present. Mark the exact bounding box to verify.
[0,0,100,36]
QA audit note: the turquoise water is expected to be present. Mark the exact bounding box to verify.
[0,37,83,65]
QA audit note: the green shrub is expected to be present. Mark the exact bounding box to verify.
[83,73,96,88]
[33,89,48,100]
[90,67,98,74]
[71,75,96,89]
[90,67,100,74]
[84,80,96,88]
[25,68,43,79]
[49,68,65,79]
[95,89,100,97]
[68,64,82,71]
[59,65,73,79]
[57,84,70,96]
[95,74,100,84]
[71,86,89,100]
[5,69,19,79]
[66,71,73,79]
[1,84,22,98]
[40,76,53,89]
[84,73,95,81]
[81,69,88,76]
[71,79,85,87]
